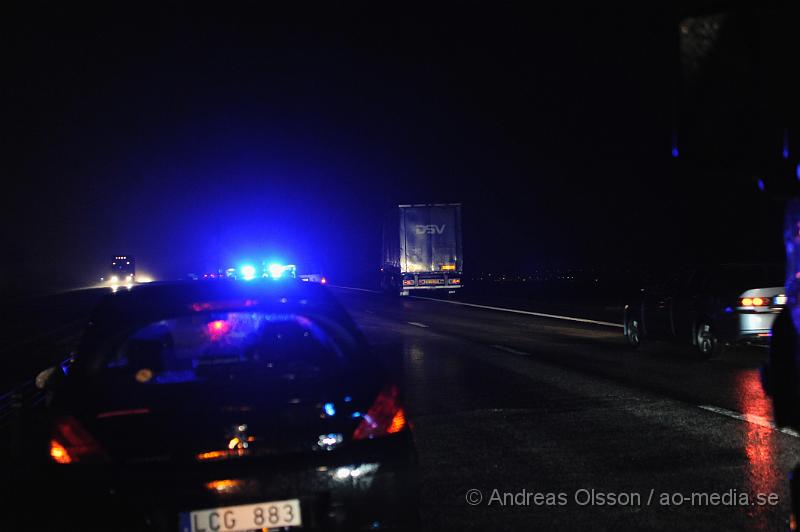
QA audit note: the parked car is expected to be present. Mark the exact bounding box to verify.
[624,263,785,357]
[16,280,418,531]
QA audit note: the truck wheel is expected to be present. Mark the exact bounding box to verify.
[624,315,642,348]
[696,321,725,359]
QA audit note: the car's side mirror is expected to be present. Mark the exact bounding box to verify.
[35,366,64,391]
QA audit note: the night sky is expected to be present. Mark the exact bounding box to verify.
[3,3,797,293]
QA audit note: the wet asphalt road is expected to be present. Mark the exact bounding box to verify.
[330,286,800,531]
[3,283,799,531]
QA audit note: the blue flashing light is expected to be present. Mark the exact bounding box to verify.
[784,147,790,159]
[241,265,257,280]
[351,411,362,418]
[796,163,800,181]
[671,146,679,158]
[324,402,336,416]
[724,306,734,314]
[343,395,352,403]
[757,178,765,192]
[268,263,285,279]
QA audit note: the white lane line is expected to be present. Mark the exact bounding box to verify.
[409,296,623,328]
[491,344,530,356]
[698,405,800,438]
[332,285,622,328]
[331,285,381,293]
[407,321,429,328]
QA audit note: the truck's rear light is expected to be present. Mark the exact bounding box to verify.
[448,278,461,285]
[352,385,407,440]
[402,280,415,286]
[50,416,108,464]
[739,297,771,307]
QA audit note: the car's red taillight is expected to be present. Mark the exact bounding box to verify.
[50,416,107,464]
[739,297,771,307]
[352,385,408,440]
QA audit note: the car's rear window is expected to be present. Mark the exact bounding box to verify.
[102,312,351,384]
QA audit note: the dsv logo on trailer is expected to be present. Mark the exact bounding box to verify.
[415,225,446,235]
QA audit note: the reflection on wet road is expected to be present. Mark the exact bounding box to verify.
[736,371,780,524]
[334,287,800,531]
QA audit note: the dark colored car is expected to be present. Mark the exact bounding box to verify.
[623,263,785,357]
[11,280,418,531]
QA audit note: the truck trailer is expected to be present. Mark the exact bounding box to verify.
[380,203,463,295]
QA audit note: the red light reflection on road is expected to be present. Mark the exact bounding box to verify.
[734,370,779,521]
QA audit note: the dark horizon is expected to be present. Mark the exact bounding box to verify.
[4,3,797,294]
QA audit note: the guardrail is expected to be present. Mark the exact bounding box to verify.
[0,355,77,452]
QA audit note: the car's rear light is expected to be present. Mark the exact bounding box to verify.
[739,297,771,307]
[49,439,71,464]
[352,385,407,440]
[402,280,415,286]
[448,278,461,285]
[50,416,107,464]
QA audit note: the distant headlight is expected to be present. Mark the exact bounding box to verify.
[110,276,119,283]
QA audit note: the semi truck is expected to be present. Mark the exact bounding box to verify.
[109,255,136,285]
[380,203,463,295]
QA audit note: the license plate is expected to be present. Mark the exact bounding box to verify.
[181,498,302,531]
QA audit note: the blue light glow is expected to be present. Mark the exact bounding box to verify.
[324,402,336,416]
[757,179,765,191]
[351,411,362,418]
[796,163,800,181]
[671,146,679,158]
[241,265,257,280]
[154,370,199,384]
[784,130,790,159]
[268,263,285,279]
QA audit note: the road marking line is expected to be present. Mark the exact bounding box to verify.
[698,405,800,438]
[491,344,530,356]
[408,296,623,328]
[333,285,622,328]
[407,321,429,328]
[331,285,381,293]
